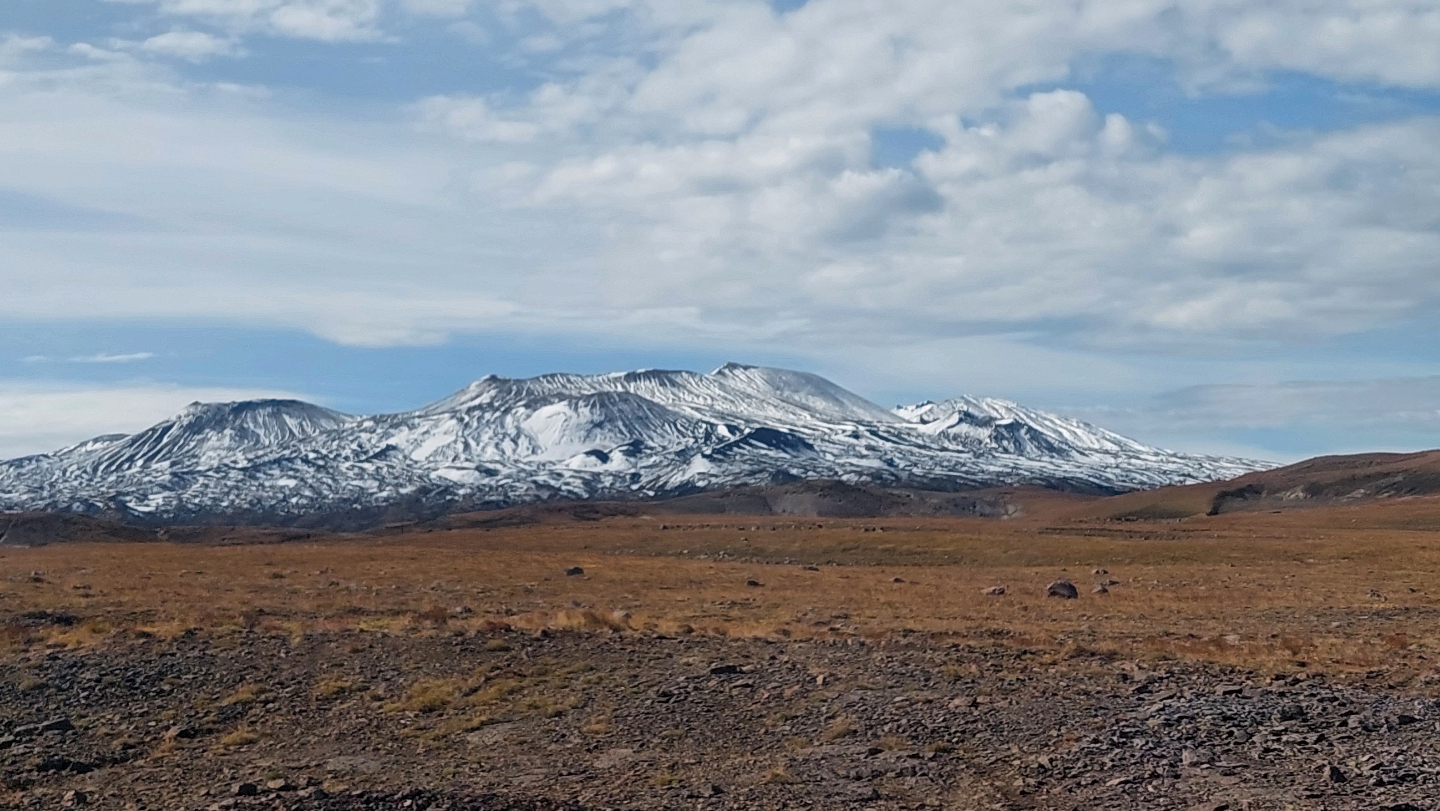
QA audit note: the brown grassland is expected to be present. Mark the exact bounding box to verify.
[6,494,1440,685]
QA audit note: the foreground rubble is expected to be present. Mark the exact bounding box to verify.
[3,630,1438,810]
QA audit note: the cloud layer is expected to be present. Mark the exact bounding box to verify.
[1,1,1438,457]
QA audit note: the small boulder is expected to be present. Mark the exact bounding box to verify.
[1046,580,1078,599]
[1322,763,1347,783]
[1092,584,1109,594]
[233,782,259,797]
[39,717,74,734]
[564,567,585,577]
[981,585,1006,596]
[746,579,764,587]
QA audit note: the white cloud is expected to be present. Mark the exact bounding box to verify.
[0,382,314,459]
[400,0,472,17]
[415,95,541,143]
[1060,376,1440,460]
[138,30,242,60]
[21,353,157,364]
[4,1,1440,364]
[104,0,386,42]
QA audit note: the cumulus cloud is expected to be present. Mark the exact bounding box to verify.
[0,383,315,459]
[5,0,1440,364]
[137,30,242,60]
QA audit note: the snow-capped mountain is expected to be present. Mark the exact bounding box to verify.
[0,364,1267,526]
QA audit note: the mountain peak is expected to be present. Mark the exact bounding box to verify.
[0,364,1270,525]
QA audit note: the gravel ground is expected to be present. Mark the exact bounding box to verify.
[3,627,1439,811]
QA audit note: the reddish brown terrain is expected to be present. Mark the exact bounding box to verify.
[6,462,1440,810]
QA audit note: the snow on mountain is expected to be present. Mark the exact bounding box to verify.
[0,365,1269,525]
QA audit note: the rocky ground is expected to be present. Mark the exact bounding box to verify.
[3,625,1439,811]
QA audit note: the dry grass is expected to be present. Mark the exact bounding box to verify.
[219,683,266,707]
[5,502,1440,680]
[315,676,359,698]
[818,717,857,742]
[218,725,259,747]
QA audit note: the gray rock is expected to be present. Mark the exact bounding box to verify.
[982,585,1006,596]
[1047,580,1078,599]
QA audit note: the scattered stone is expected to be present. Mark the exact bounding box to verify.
[7,608,1440,811]
[982,585,1006,596]
[746,579,764,587]
[1047,580,1078,599]
[41,717,74,733]
[1092,568,1109,575]
[891,577,905,583]
[1092,584,1109,594]
[1182,748,1212,767]
[564,567,585,577]
[686,783,724,798]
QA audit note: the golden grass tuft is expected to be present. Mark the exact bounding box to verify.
[314,677,358,698]
[219,726,259,747]
[388,678,462,714]
[219,683,266,707]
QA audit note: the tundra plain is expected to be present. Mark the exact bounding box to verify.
[5,495,1440,810]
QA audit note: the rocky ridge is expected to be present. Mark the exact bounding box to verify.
[0,365,1264,527]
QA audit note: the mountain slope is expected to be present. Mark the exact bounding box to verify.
[0,365,1267,526]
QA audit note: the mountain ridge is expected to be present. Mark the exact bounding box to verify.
[0,364,1268,528]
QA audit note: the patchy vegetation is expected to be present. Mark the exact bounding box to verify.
[3,501,1440,808]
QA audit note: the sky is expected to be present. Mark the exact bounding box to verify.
[1,0,1439,462]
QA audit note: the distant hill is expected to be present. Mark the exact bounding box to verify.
[1065,449,1440,522]
[0,364,1263,527]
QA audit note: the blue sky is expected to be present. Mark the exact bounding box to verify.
[2,0,1439,461]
